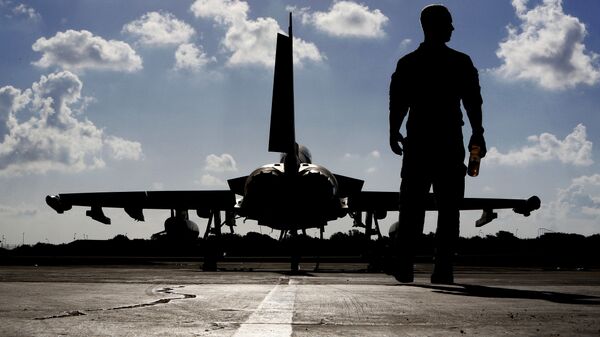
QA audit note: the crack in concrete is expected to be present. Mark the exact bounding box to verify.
[33,310,86,320]
[34,286,196,320]
[107,286,196,311]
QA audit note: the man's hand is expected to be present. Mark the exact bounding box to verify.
[390,132,405,156]
[468,133,487,158]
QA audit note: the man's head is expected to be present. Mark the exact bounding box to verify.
[420,4,454,43]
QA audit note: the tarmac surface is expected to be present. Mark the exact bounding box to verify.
[1,263,599,336]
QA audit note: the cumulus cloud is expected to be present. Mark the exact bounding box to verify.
[1,1,40,20]
[32,30,142,73]
[399,38,412,49]
[190,0,323,67]
[204,153,237,172]
[0,86,29,136]
[297,1,388,38]
[198,173,226,186]
[174,43,215,71]
[11,3,40,20]
[344,150,381,161]
[105,136,143,160]
[555,174,600,218]
[0,204,37,217]
[501,173,600,236]
[0,71,143,176]
[198,153,236,186]
[494,0,600,90]
[343,150,381,175]
[150,182,165,190]
[535,174,600,228]
[191,0,248,24]
[122,11,196,47]
[485,124,593,167]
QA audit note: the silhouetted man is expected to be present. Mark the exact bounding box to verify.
[389,4,486,284]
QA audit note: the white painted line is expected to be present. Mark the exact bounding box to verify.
[233,279,297,337]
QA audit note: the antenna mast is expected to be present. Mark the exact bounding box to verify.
[288,12,293,38]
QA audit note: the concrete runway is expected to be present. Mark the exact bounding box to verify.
[1,263,599,336]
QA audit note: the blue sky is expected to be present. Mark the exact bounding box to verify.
[1,0,599,244]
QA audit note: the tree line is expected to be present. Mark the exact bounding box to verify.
[1,230,598,268]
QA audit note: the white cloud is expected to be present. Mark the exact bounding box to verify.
[150,182,165,190]
[12,3,40,20]
[198,174,226,186]
[531,174,600,231]
[0,86,30,135]
[174,43,215,71]
[0,71,143,176]
[190,0,323,67]
[225,17,280,67]
[32,30,142,73]
[399,38,412,49]
[205,153,237,172]
[105,136,143,161]
[197,153,235,185]
[190,0,249,24]
[511,0,528,14]
[494,0,600,90]
[122,11,196,47]
[343,150,381,161]
[299,1,388,38]
[0,204,37,217]
[485,124,593,166]
[342,150,381,175]
[292,36,324,67]
[556,174,600,218]
[483,186,494,193]
[513,173,600,236]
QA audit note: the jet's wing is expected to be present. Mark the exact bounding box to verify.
[348,191,540,227]
[46,190,236,224]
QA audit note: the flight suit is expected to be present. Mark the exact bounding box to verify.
[389,42,483,275]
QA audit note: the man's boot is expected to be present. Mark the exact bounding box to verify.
[431,253,454,284]
[393,259,414,283]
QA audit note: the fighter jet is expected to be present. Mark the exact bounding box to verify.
[46,14,540,269]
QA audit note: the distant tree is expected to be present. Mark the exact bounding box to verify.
[244,231,277,243]
[329,231,349,241]
[495,231,517,240]
[221,233,242,240]
[347,229,364,238]
[330,230,366,241]
[111,234,130,241]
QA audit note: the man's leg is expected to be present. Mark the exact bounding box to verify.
[393,175,430,282]
[431,168,465,284]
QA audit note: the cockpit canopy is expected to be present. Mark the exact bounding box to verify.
[280,144,312,164]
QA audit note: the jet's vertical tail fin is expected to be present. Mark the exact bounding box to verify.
[268,13,296,158]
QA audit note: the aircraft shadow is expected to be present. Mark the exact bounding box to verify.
[401,283,600,305]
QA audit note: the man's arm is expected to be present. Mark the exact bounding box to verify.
[462,56,486,157]
[389,63,409,156]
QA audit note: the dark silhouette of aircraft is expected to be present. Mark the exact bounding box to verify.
[46,14,540,270]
